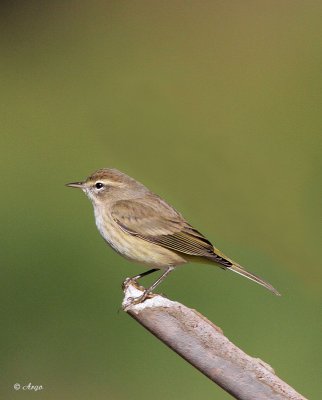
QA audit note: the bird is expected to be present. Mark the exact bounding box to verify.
[66,168,280,305]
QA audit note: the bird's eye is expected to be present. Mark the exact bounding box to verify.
[95,182,104,189]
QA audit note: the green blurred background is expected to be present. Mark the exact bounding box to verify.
[1,1,321,399]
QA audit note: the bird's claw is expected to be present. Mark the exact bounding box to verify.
[122,290,158,310]
[121,277,133,291]
[122,277,146,292]
[122,294,144,310]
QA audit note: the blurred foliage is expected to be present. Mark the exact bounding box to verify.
[0,1,321,399]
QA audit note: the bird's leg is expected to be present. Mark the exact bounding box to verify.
[122,268,159,291]
[124,266,174,307]
[132,268,159,281]
[145,266,174,294]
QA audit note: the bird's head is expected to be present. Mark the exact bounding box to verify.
[66,168,147,205]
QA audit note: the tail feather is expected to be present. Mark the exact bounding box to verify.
[229,264,281,296]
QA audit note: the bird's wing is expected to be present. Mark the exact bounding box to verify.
[111,198,219,258]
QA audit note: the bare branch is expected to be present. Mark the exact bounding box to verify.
[122,283,307,400]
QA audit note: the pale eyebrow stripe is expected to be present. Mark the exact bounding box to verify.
[95,179,125,187]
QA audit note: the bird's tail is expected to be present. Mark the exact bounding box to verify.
[229,263,281,296]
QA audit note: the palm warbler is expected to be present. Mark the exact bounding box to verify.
[66,168,280,304]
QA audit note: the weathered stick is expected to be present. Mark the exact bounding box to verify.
[122,283,306,400]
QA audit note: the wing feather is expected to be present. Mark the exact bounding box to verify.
[111,196,279,294]
[111,198,215,258]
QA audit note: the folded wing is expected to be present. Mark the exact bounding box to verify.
[111,197,232,267]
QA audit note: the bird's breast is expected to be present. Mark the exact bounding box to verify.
[93,207,186,268]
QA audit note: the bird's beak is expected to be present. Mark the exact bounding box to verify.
[65,181,85,189]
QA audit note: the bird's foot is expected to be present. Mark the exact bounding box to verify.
[122,289,157,310]
[122,277,145,292]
